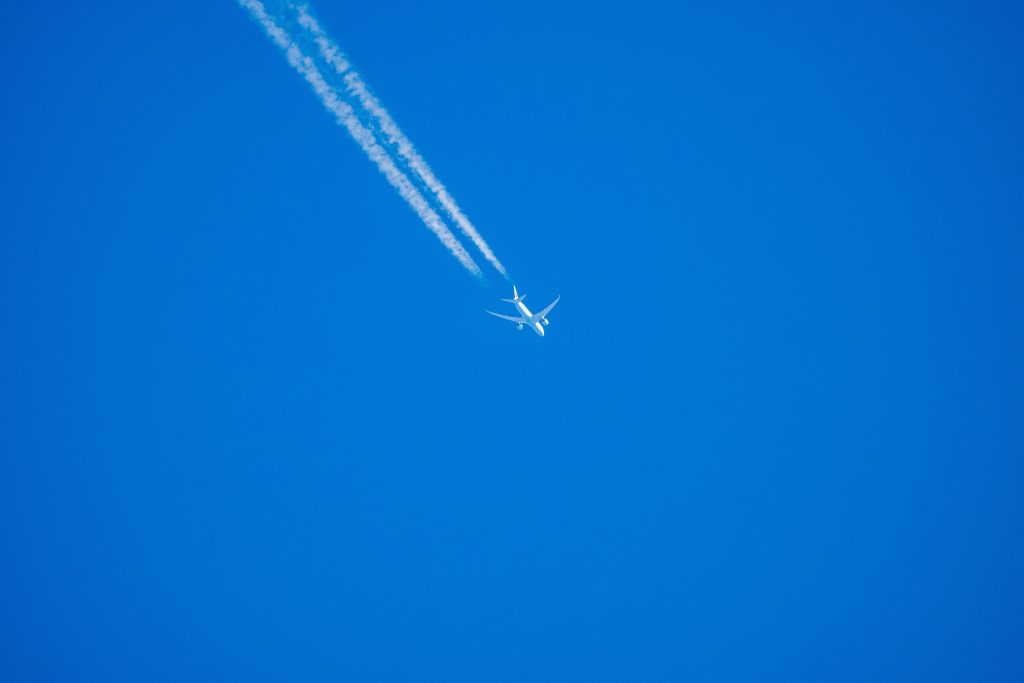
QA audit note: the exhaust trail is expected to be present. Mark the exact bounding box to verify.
[293,4,509,279]
[238,0,482,277]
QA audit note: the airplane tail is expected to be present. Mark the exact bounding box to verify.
[500,286,525,304]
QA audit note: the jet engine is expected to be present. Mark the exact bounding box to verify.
[542,318,550,325]
[516,324,524,331]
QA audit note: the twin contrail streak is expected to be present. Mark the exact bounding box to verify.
[293,5,509,279]
[238,0,483,277]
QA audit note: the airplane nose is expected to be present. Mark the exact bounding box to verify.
[537,325,545,336]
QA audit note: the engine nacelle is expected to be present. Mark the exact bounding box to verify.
[516,323,524,331]
[542,318,550,325]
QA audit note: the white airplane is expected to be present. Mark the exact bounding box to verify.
[485,286,560,336]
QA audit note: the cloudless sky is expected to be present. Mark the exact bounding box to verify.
[2,0,1022,680]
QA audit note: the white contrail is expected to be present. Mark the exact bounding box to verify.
[293,4,509,279]
[238,0,482,277]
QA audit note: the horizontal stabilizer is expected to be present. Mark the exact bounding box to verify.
[500,294,525,303]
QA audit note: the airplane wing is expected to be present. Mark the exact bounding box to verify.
[533,295,561,321]
[485,310,529,324]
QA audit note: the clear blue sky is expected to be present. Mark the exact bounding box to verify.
[3,0,1022,680]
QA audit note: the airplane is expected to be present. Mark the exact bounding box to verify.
[485,285,560,336]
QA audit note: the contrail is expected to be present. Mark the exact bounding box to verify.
[238,0,482,277]
[292,4,509,279]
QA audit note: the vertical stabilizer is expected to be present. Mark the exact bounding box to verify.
[501,286,525,304]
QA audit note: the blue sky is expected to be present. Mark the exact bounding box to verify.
[2,0,1022,680]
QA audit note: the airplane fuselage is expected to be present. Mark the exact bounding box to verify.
[515,301,545,336]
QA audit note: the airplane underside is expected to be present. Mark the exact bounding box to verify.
[486,285,559,337]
